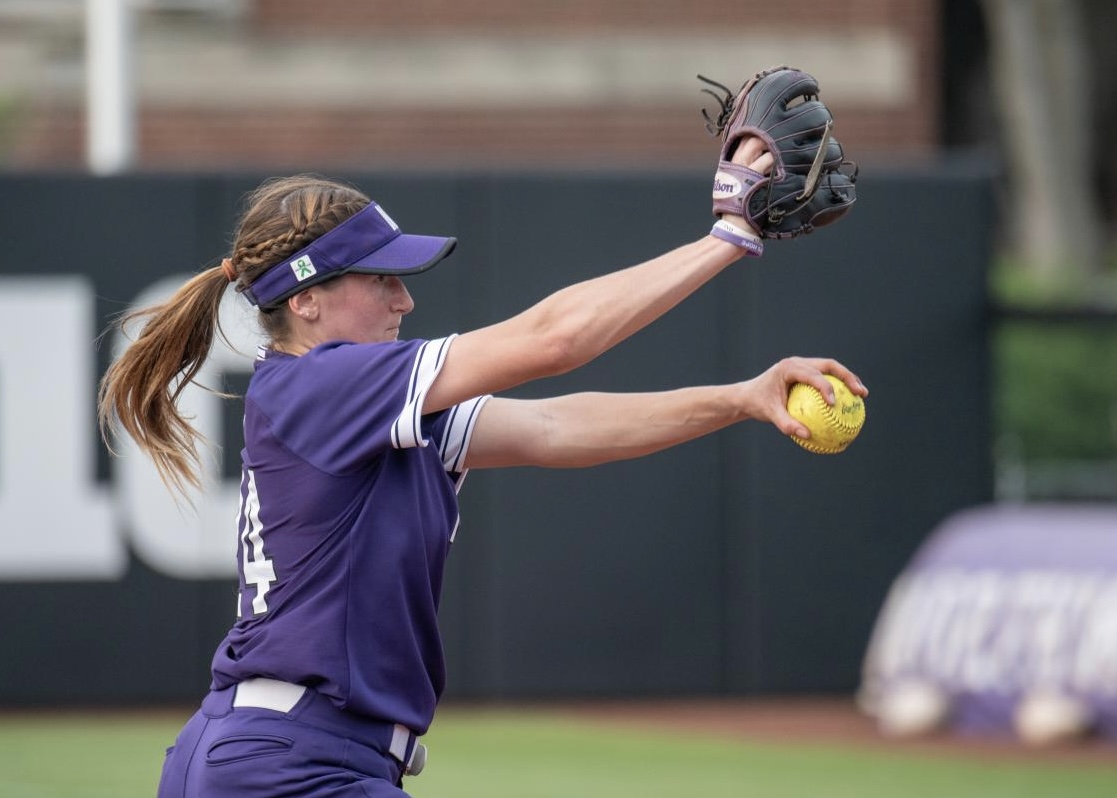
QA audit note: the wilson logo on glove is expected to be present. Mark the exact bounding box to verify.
[712,173,743,198]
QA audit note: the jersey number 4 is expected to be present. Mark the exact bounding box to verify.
[237,469,277,617]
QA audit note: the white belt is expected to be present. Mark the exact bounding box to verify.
[233,678,427,775]
[233,677,306,712]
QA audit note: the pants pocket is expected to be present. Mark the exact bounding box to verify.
[206,734,294,765]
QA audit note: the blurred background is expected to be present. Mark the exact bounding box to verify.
[0,1,1115,792]
[0,0,1112,490]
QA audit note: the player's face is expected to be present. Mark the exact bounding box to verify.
[314,273,415,343]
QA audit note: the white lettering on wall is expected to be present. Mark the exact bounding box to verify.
[0,278,121,579]
[0,276,258,580]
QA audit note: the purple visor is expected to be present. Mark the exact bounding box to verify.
[243,202,457,309]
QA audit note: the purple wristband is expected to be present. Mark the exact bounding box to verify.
[710,220,764,257]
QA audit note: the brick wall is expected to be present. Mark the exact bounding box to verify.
[5,0,941,171]
[253,0,925,32]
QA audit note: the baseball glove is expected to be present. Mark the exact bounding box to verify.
[700,66,857,239]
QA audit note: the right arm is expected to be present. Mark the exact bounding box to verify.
[461,357,868,469]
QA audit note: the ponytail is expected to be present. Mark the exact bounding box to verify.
[98,265,230,498]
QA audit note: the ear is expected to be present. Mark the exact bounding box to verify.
[286,288,319,321]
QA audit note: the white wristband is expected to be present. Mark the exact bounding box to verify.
[710,219,764,257]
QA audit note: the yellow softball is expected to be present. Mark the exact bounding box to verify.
[786,374,866,454]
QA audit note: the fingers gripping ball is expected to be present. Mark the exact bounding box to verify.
[787,375,865,454]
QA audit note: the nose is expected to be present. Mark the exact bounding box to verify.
[389,277,415,314]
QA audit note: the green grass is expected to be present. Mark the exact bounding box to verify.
[413,710,1116,798]
[0,711,185,798]
[0,708,1113,798]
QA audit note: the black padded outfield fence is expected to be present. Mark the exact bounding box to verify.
[0,164,993,705]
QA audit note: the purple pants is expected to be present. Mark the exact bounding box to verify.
[157,686,411,797]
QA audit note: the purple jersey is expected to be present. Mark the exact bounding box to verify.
[210,336,489,734]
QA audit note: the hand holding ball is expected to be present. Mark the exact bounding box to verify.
[787,374,865,454]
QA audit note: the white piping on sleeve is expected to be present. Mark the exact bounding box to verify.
[390,335,457,449]
[439,394,492,474]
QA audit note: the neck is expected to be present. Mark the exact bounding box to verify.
[271,340,312,357]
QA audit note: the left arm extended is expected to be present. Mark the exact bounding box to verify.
[463,357,866,469]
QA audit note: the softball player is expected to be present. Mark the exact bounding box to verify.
[99,137,865,797]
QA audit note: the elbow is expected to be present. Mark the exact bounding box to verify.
[533,328,584,377]
[507,304,601,380]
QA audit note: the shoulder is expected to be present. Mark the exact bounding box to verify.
[246,338,447,417]
[255,339,428,384]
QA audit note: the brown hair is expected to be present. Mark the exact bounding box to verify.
[97,174,369,497]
